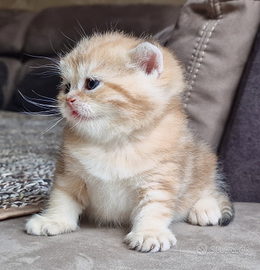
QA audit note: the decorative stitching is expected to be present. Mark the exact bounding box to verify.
[186,22,209,75]
[184,0,222,108]
[185,22,209,107]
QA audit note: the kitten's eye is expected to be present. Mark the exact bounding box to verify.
[85,78,100,91]
[64,83,71,94]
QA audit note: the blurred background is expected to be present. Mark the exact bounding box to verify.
[0,0,186,11]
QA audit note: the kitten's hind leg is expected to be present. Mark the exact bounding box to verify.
[217,194,235,226]
[187,197,221,226]
[187,193,234,227]
[26,178,89,236]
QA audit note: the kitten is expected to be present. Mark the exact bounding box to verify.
[25,32,234,253]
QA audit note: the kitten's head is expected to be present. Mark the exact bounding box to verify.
[57,32,184,141]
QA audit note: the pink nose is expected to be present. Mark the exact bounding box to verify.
[66,97,76,104]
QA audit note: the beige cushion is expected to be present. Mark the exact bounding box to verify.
[166,0,260,150]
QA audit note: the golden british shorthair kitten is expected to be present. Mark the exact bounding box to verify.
[26,32,234,253]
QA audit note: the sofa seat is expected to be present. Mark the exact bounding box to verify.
[0,203,259,269]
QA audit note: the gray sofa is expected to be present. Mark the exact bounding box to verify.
[0,1,260,269]
[0,202,259,269]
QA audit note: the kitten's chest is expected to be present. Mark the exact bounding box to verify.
[85,178,137,224]
[69,143,155,181]
[67,144,143,223]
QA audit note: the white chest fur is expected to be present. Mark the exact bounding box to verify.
[66,143,146,224]
[67,137,159,181]
[85,178,137,224]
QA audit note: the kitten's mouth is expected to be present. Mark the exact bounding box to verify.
[70,109,97,121]
[71,109,82,118]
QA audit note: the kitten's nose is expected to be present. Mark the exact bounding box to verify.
[66,97,76,104]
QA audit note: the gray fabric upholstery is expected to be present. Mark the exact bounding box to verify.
[0,203,259,269]
[0,9,35,54]
[166,0,260,150]
[24,5,181,55]
[0,58,22,109]
[219,26,260,202]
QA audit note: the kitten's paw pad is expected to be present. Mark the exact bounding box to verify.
[188,197,221,226]
[124,229,176,253]
[25,214,78,236]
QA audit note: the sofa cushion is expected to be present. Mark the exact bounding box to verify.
[165,0,260,150]
[219,25,260,202]
[0,202,259,269]
[0,61,7,109]
[0,9,35,54]
[0,58,22,110]
[23,4,181,55]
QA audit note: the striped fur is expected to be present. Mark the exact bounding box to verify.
[25,32,234,253]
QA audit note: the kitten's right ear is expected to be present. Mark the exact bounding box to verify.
[130,42,163,78]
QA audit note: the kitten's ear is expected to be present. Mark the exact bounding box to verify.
[131,42,163,78]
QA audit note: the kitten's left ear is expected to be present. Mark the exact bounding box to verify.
[131,42,163,78]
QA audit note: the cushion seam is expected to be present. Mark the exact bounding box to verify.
[184,0,223,108]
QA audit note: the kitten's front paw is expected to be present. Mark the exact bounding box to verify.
[188,197,221,226]
[25,214,78,236]
[124,228,176,253]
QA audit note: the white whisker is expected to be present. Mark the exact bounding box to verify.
[69,117,82,131]
[23,53,60,65]
[41,117,64,135]
[27,64,60,70]
[49,36,61,58]
[31,90,58,102]
[76,19,87,38]
[58,29,77,44]
[34,71,60,77]
[18,90,57,109]
[22,111,61,117]
[25,96,56,105]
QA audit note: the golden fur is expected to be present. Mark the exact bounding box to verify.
[26,32,234,253]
